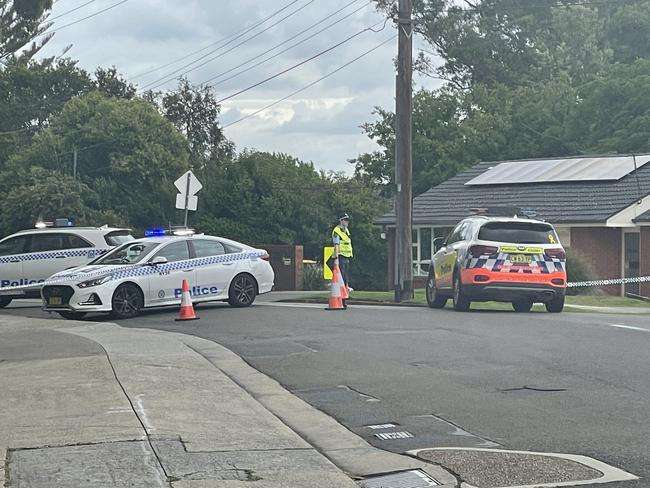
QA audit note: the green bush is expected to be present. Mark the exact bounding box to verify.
[303,263,327,291]
[566,250,599,295]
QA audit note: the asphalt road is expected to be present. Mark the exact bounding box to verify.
[4,296,649,487]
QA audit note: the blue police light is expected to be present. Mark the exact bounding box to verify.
[144,228,167,237]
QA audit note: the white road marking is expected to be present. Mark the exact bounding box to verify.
[608,324,650,332]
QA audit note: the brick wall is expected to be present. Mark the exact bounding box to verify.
[570,227,621,295]
[639,227,650,297]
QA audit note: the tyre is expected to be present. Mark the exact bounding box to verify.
[110,283,144,319]
[452,272,470,312]
[57,311,88,320]
[228,274,257,308]
[512,300,533,313]
[0,296,12,308]
[545,294,565,313]
[426,272,447,309]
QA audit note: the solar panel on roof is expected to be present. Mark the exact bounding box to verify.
[465,155,650,186]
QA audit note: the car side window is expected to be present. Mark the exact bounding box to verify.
[192,240,226,258]
[29,234,65,253]
[154,241,190,263]
[446,223,464,245]
[66,234,93,249]
[223,242,242,254]
[0,236,29,256]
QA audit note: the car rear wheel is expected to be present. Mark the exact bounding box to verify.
[57,311,88,320]
[228,274,257,308]
[111,283,143,319]
[426,272,447,309]
[512,300,533,313]
[545,295,565,313]
[0,296,12,308]
[452,272,470,312]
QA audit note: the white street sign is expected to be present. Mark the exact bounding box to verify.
[174,170,203,196]
[176,194,198,211]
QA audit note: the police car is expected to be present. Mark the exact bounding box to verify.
[426,214,567,313]
[0,220,133,308]
[40,231,274,320]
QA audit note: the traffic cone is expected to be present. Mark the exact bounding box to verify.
[175,279,200,321]
[339,270,349,300]
[325,263,345,311]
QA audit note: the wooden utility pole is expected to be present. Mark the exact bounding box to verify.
[394,0,413,302]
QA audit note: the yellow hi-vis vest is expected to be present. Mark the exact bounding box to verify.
[332,225,353,258]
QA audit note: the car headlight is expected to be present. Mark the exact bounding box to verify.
[77,275,112,288]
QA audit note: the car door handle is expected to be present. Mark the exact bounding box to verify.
[10,258,20,263]
[182,268,194,272]
[55,255,67,259]
[223,262,234,266]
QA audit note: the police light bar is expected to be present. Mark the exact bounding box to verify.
[35,218,75,229]
[144,228,167,237]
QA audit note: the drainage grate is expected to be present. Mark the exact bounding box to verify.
[359,469,440,488]
[374,431,414,440]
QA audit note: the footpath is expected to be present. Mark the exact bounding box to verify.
[0,313,457,488]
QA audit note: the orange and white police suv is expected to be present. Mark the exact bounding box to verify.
[426,211,567,313]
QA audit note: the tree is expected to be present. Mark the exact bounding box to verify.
[1,0,53,61]
[5,91,191,229]
[94,66,137,100]
[150,78,234,170]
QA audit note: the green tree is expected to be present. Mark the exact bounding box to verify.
[1,0,53,61]
[5,91,191,229]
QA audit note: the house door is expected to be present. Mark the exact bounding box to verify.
[623,231,640,296]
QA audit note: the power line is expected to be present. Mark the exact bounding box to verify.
[130,0,302,80]
[48,0,98,21]
[141,0,318,91]
[223,35,395,129]
[216,19,389,105]
[201,0,372,86]
[36,0,130,38]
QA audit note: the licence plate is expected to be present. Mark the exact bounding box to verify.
[510,254,532,264]
[48,297,62,306]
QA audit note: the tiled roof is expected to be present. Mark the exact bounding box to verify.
[377,156,650,226]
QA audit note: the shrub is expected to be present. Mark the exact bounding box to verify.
[303,263,327,291]
[566,250,600,295]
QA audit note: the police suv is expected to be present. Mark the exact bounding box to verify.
[40,230,274,320]
[427,214,567,313]
[0,220,133,307]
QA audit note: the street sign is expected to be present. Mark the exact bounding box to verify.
[174,170,202,197]
[323,246,334,280]
[174,170,202,226]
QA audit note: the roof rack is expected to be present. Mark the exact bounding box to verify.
[469,207,539,219]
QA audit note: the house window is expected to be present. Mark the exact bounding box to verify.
[411,227,448,276]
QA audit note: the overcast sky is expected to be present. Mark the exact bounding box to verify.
[39,0,442,173]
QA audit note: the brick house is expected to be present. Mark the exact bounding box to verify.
[376,154,650,296]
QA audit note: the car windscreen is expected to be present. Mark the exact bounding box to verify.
[93,241,160,265]
[104,231,135,246]
[478,222,559,245]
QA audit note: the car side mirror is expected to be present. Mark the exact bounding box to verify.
[433,237,445,252]
[149,256,168,265]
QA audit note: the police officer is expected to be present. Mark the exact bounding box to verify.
[332,213,353,307]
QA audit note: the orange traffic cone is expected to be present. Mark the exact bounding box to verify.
[339,271,349,301]
[175,279,200,321]
[326,263,345,311]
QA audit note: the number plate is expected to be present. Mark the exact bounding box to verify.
[510,254,532,264]
[48,296,62,306]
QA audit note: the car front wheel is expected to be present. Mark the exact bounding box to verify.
[0,296,12,308]
[228,274,257,308]
[452,272,471,312]
[426,272,447,309]
[512,300,533,313]
[545,294,565,313]
[111,283,144,319]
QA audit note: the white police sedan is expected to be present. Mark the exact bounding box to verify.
[40,233,274,320]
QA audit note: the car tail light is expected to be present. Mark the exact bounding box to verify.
[551,278,565,286]
[545,248,566,260]
[469,245,498,257]
[260,254,270,261]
